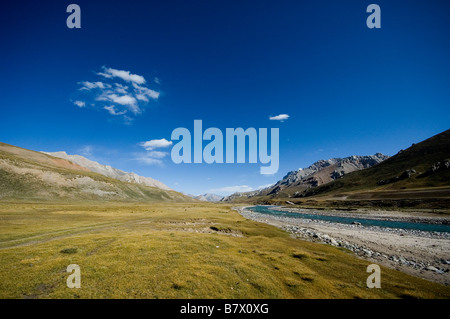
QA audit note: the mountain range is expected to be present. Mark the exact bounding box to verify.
[0,142,192,202]
[42,151,171,190]
[221,153,389,201]
[1,129,449,206]
[222,129,450,207]
[191,193,224,202]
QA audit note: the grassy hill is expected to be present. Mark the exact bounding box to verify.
[0,142,193,203]
[299,129,450,197]
[226,129,450,209]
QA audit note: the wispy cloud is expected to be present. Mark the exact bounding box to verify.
[146,151,169,158]
[140,138,173,151]
[73,100,85,108]
[114,83,129,94]
[133,83,160,101]
[78,81,110,91]
[97,67,146,84]
[135,138,172,166]
[269,114,289,121]
[134,154,164,166]
[74,66,160,122]
[104,105,127,116]
[79,145,93,157]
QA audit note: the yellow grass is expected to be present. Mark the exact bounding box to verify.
[0,202,449,299]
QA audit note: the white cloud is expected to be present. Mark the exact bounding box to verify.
[140,138,173,151]
[106,94,136,106]
[135,155,164,166]
[74,100,86,108]
[123,115,134,125]
[136,139,172,166]
[75,66,160,122]
[79,145,93,157]
[136,94,149,102]
[134,148,168,166]
[269,114,290,121]
[104,105,127,116]
[146,151,169,158]
[105,94,140,114]
[79,81,110,90]
[209,185,253,195]
[132,83,160,100]
[98,67,146,84]
[114,83,129,94]
[128,104,141,115]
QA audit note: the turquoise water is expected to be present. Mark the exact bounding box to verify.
[247,206,450,233]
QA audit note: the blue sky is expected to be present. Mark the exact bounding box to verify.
[1,0,449,196]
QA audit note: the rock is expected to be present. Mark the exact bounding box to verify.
[330,238,338,246]
[331,170,345,180]
[426,266,444,273]
[431,162,441,173]
[352,221,362,226]
[400,169,416,179]
[362,248,373,257]
[444,160,450,169]
[441,259,450,265]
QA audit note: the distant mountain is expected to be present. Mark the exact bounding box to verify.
[297,129,450,199]
[42,151,171,190]
[269,153,388,191]
[221,153,388,202]
[0,142,192,202]
[193,193,223,202]
[222,129,450,206]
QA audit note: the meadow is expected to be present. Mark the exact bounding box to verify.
[0,202,449,299]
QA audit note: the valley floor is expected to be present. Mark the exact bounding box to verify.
[237,206,450,286]
[0,202,449,299]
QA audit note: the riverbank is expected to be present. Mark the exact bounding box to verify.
[236,206,450,286]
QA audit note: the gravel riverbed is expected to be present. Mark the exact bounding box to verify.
[235,206,450,286]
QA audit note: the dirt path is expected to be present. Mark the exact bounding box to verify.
[0,221,126,250]
[0,218,242,250]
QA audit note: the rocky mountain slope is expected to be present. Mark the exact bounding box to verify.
[193,193,223,202]
[297,129,450,199]
[42,151,171,190]
[221,153,388,202]
[222,129,450,207]
[0,142,192,202]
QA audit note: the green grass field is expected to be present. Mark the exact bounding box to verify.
[0,202,449,299]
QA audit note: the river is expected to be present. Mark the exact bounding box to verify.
[247,205,450,233]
